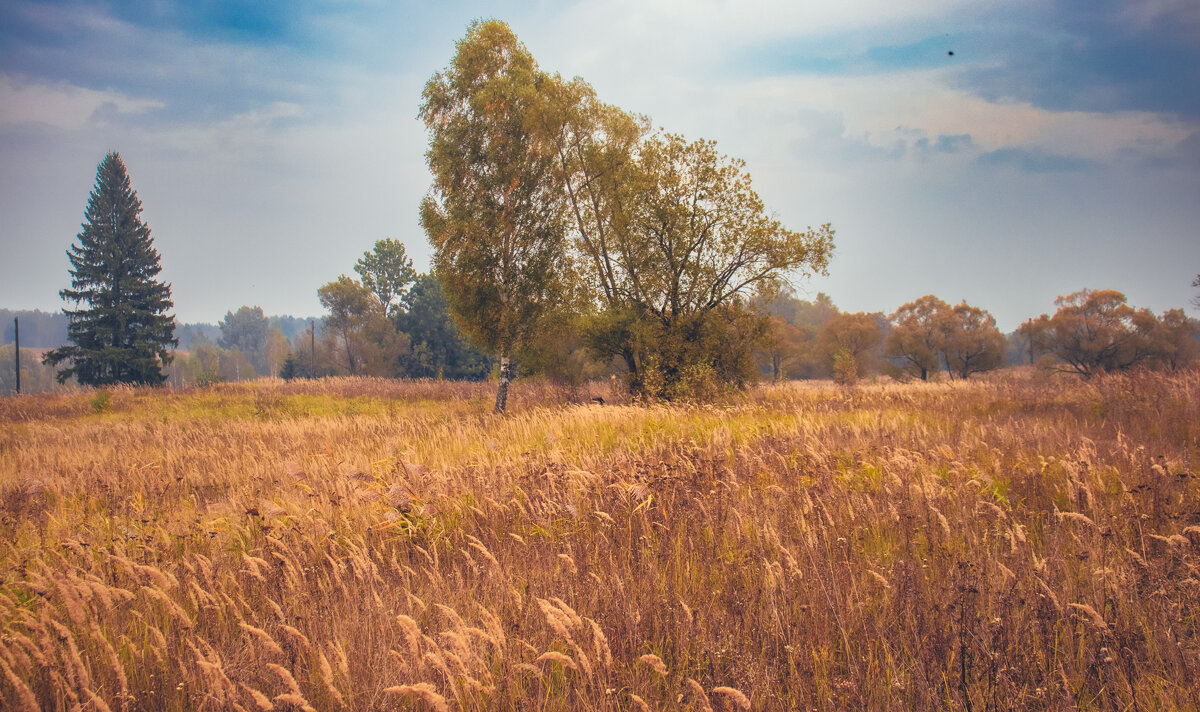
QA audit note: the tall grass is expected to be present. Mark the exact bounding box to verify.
[1,370,1197,710]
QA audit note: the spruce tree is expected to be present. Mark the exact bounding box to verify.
[43,153,177,385]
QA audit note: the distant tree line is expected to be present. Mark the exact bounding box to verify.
[0,309,68,348]
[746,288,1199,387]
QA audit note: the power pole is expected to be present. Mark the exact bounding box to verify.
[1027,318,1034,366]
[13,317,19,394]
[310,319,316,378]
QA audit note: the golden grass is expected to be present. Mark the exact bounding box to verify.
[0,370,1198,710]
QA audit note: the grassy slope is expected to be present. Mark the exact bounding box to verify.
[0,372,1198,711]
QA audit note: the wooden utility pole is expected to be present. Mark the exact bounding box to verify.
[13,317,19,394]
[310,319,316,378]
[1027,318,1034,366]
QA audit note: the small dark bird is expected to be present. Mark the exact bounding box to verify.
[947,50,955,56]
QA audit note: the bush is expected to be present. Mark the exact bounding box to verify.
[832,348,857,386]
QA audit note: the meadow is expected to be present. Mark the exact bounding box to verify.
[0,370,1197,711]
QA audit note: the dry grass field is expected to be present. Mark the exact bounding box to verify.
[1,371,1198,711]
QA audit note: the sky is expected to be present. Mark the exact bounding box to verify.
[1,0,1198,331]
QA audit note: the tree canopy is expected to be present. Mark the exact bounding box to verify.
[886,296,1004,380]
[937,302,1006,379]
[573,132,834,394]
[418,21,834,400]
[43,153,176,386]
[218,305,269,376]
[420,19,571,412]
[395,273,493,380]
[355,239,416,320]
[886,296,948,381]
[317,275,407,376]
[1024,289,1198,377]
[816,312,883,381]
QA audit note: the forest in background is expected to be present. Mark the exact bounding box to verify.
[0,291,1025,396]
[5,276,1200,397]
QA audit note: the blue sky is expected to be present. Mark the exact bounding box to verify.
[1,0,1197,330]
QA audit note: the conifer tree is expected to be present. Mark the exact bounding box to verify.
[43,153,177,385]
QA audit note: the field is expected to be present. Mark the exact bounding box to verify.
[1,371,1198,711]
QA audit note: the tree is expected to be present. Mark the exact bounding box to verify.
[886,295,949,380]
[935,302,1005,379]
[790,292,839,333]
[217,347,255,382]
[1143,308,1200,371]
[218,306,269,374]
[395,273,493,380]
[831,348,858,386]
[355,239,416,320]
[264,327,291,378]
[1,344,61,394]
[43,153,177,385]
[529,60,835,396]
[1023,289,1155,378]
[1192,274,1200,310]
[753,290,838,379]
[563,128,834,395]
[758,315,809,382]
[317,275,407,376]
[420,20,570,412]
[816,313,882,378]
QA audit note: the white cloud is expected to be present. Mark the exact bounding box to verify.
[3,0,1196,326]
[716,70,1193,164]
[0,75,163,130]
[1118,0,1200,34]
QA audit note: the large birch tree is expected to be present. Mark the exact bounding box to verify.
[420,20,569,413]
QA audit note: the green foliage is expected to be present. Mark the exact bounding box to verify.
[515,312,610,390]
[218,306,269,374]
[279,354,305,381]
[595,305,766,398]
[417,21,833,402]
[420,20,572,411]
[396,273,493,380]
[90,390,112,413]
[42,153,177,386]
[832,348,858,386]
[547,81,834,397]
[355,238,416,319]
[194,370,222,387]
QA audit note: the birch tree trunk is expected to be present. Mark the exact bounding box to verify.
[494,354,512,414]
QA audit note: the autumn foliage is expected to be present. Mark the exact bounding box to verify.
[1023,288,1198,377]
